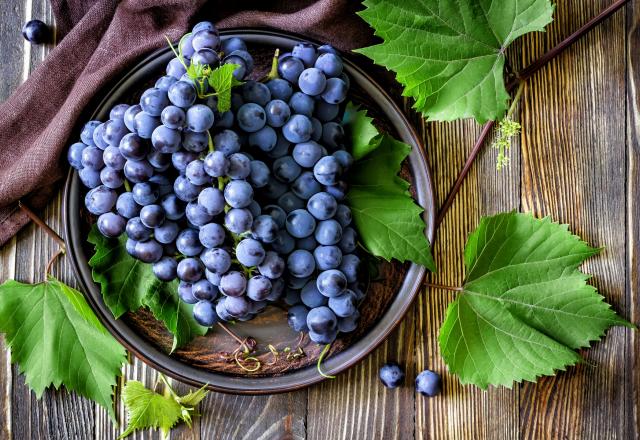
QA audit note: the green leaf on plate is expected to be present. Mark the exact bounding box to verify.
[355,0,554,123]
[346,134,435,271]
[439,212,633,388]
[342,101,383,160]
[208,63,244,113]
[88,228,207,351]
[0,277,126,420]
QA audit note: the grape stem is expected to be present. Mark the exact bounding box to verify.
[266,344,279,365]
[207,131,215,153]
[317,343,336,379]
[505,81,525,120]
[165,34,190,71]
[217,322,252,352]
[435,0,627,229]
[234,351,261,372]
[158,373,178,399]
[18,201,66,250]
[262,48,280,82]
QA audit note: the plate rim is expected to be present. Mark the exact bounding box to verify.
[62,27,435,394]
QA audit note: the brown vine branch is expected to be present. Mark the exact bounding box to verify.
[435,0,628,229]
[508,0,628,89]
[423,282,463,292]
[18,201,66,250]
[435,121,494,227]
[45,248,65,279]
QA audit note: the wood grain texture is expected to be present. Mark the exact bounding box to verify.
[627,3,640,440]
[197,391,306,440]
[517,2,629,439]
[307,308,416,440]
[0,0,638,439]
[0,2,23,439]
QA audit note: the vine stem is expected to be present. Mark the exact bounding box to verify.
[18,201,66,250]
[435,0,628,229]
[435,121,494,228]
[507,0,629,88]
[505,81,525,120]
[317,344,335,379]
[207,130,215,154]
[262,48,280,82]
[158,373,178,399]
[423,282,462,292]
[217,322,251,352]
[45,248,65,278]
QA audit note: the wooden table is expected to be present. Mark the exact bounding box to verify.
[0,1,636,438]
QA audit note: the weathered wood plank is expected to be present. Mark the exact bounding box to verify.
[516,1,629,439]
[0,0,26,101]
[0,2,25,440]
[626,2,640,438]
[197,391,307,440]
[306,314,416,440]
[0,240,15,440]
[416,111,521,440]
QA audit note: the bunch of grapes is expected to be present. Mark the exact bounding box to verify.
[68,20,364,345]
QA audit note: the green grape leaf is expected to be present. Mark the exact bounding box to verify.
[0,277,126,420]
[119,381,183,439]
[119,379,208,439]
[342,101,383,160]
[88,228,207,351]
[346,134,435,271]
[174,384,208,426]
[355,0,554,123]
[207,63,244,113]
[439,212,633,388]
[175,384,209,408]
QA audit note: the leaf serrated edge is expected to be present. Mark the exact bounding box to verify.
[440,211,635,389]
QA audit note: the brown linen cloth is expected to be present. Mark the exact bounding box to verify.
[0,0,374,247]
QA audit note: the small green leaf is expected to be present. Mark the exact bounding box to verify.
[342,101,382,160]
[186,61,206,80]
[119,379,208,439]
[208,64,244,113]
[119,381,183,439]
[88,228,207,351]
[176,384,209,407]
[346,135,435,271]
[355,0,554,123]
[0,277,127,420]
[439,212,633,388]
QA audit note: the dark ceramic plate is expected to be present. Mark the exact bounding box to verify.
[62,29,435,394]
